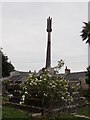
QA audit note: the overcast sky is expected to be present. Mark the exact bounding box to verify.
[2,2,88,73]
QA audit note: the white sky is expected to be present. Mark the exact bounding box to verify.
[1,2,89,73]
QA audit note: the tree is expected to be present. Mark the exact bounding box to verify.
[20,60,73,117]
[2,51,15,77]
[81,21,90,85]
[86,66,90,87]
[81,21,90,44]
[81,21,90,97]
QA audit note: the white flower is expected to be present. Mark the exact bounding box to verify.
[73,92,77,94]
[52,85,55,88]
[47,73,50,76]
[40,76,42,79]
[67,94,70,97]
[44,78,46,81]
[22,97,25,101]
[25,91,28,94]
[64,99,67,102]
[31,81,34,84]
[33,82,37,85]
[20,101,24,105]
[48,74,51,77]
[29,74,32,77]
[65,84,68,87]
[50,83,52,86]
[25,87,27,90]
[71,98,73,102]
[35,78,38,81]
[60,79,63,82]
[65,87,68,90]
[22,95,25,98]
[20,101,22,105]
[76,83,80,86]
[8,94,13,97]
[62,97,64,100]
[66,91,69,94]
[39,80,42,82]
[44,93,47,97]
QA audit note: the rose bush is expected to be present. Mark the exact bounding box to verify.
[20,60,73,115]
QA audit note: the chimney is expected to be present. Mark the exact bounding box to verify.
[29,70,31,73]
[65,66,70,75]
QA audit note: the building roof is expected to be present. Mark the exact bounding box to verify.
[61,71,87,81]
[9,70,87,82]
[17,71,29,82]
[9,71,29,82]
[9,75,21,81]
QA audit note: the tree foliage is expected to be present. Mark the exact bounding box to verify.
[86,66,90,87]
[81,21,90,44]
[2,51,15,77]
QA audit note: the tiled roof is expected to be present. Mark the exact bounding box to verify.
[18,71,29,82]
[59,71,87,81]
[9,71,87,82]
[9,71,29,82]
[9,75,21,81]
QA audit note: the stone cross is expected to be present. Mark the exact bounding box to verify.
[46,16,52,68]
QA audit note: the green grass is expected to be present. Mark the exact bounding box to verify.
[2,106,31,118]
[2,105,90,120]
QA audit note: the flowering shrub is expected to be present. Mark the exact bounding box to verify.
[20,60,73,115]
[23,72,71,100]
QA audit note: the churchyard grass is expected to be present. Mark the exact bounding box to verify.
[2,105,90,120]
[2,105,31,118]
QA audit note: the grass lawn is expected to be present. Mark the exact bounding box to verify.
[2,105,31,119]
[2,105,90,120]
